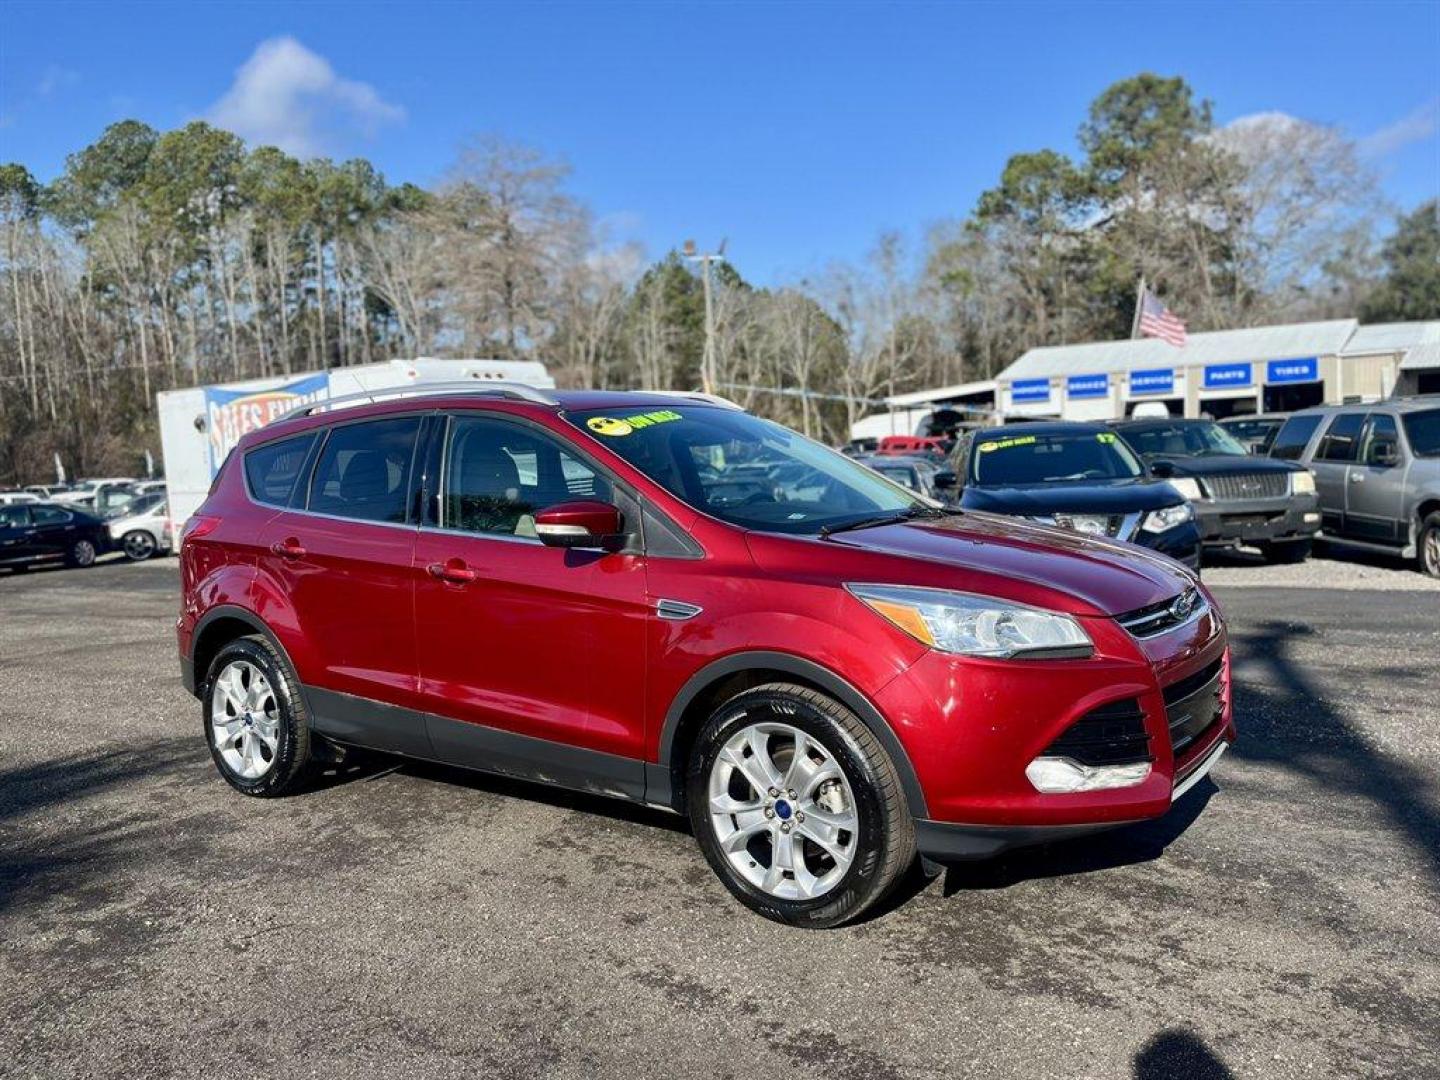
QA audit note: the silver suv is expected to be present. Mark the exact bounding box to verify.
[1268,398,1440,576]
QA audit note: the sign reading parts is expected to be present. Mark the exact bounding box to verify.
[586,410,683,437]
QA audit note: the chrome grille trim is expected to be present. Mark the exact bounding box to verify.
[1116,587,1209,639]
[1203,472,1288,500]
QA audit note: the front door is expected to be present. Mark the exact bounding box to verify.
[412,413,649,796]
[1345,413,1406,544]
[254,414,427,754]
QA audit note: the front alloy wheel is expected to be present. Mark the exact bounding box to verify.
[707,721,859,901]
[687,683,915,927]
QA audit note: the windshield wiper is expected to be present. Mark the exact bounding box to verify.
[820,505,948,537]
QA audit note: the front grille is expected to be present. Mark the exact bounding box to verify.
[1203,472,1288,500]
[1116,587,1207,639]
[1163,657,1224,756]
[1043,698,1151,766]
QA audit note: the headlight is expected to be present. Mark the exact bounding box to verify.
[1167,477,1204,501]
[846,584,1092,659]
[1141,502,1194,534]
[1291,470,1316,495]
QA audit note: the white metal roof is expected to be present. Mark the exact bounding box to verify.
[999,319,1358,382]
[885,379,997,407]
[1400,339,1440,372]
[1342,321,1440,355]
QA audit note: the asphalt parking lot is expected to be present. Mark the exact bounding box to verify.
[2,554,1438,1079]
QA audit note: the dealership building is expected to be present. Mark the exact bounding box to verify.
[993,319,1440,421]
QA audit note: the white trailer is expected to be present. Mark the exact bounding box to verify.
[157,357,553,527]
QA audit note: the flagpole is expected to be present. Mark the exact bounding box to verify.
[1130,276,1145,340]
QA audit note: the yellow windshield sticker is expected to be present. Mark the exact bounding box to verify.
[978,435,1037,453]
[1096,432,1118,444]
[587,410,683,437]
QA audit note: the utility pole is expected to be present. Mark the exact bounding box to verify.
[683,239,726,394]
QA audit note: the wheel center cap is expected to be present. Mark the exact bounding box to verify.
[773,799,793,821]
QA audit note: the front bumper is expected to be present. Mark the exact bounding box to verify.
[1194,492,1320,546]
[880,593,1234,858]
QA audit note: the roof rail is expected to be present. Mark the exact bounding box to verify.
[290,380,559,418]
[640,389,743,411]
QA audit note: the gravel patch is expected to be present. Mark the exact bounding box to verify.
[1204,547,1440,591]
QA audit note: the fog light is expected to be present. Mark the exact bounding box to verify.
[1025,756,1152,793]
[1303,512,1320,523]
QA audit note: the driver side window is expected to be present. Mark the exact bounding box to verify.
[444,417,610,538]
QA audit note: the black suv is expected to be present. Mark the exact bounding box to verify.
[1111,418,1320,563]
[952,423,1201,568]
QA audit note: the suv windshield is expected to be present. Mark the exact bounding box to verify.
[1402,408,1440,457]
[1121,421,1248,458]
[567,406,925,534]
[971,430,1144,486]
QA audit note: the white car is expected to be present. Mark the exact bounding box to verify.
[0,491,41,506]
[107,493,172,561]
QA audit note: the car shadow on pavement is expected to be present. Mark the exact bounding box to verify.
[933,779,1218,897]
[1134,1028,1236,1079]
[1227,619,1440,884]
[0,737,197,826]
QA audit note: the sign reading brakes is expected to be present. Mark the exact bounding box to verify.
[586,410,683,437]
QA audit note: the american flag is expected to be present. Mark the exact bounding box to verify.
[1138,288,1187,347]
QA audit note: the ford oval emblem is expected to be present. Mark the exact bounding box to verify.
[1170,590,1197,621]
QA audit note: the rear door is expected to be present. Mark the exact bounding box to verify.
[411,412,649,787]
[29,505,81,559]
[254,414,427,750]
[1344,413,1406,544]
[1308,412,1364,535]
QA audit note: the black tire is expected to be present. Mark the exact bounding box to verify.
[1420,512,1440,579]
[121,529,156,561]
[64,538,98,568]
[686,682,915,928]
[201,634,312,797]
[1258,538,1312,564]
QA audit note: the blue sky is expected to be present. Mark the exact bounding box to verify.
[2,0,1437,284]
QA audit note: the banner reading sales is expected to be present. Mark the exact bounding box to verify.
[205,374,330,474]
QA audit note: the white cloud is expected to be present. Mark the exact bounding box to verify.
[36,65,80,97]
[206,37,404,158]
[1359,98,1440,159]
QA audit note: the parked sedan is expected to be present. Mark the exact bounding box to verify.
[0,502,111,570]
[952,423,1200,568]
[1111,418,1320,563]
[107,492,173,560]
[854,454,958,501]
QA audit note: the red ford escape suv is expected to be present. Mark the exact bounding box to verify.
[178,384,1234,927]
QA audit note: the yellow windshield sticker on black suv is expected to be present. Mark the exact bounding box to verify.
[978,435,1037,453]
[1096,432,1118,444]
[587,410,683,437]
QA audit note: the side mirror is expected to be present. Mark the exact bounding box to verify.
[933,470,959,490]
[1149,460,1175,478]
[1369,438,1399,467]
[534,500,623,550]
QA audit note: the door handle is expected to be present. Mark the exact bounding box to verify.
[270,538,307,559]
[427,559,477,585]
[1349,473,1364,483]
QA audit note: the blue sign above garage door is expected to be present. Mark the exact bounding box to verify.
[1204,362,1253,389]
[1129,368,1174,395]
[1266,357,1318,384]
[1066,374,1108,399]
[1011,378,1051,402]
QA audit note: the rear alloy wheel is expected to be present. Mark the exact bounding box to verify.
[687,683,914,928]
[1420,512,1440,579]
[121,529,156,561]
[67,539,97,568]
[1259,538,1312,564]
[203,635,312,797]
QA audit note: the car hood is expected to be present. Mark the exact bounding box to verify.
[1145,453,1300,477]
[766,511,1195,617]
[960,478,1181,516]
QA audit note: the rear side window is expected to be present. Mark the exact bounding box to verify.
[245,434,318,507]
[32,506,73,525]
[1316,413,1365,462]
[308,417,422,524]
